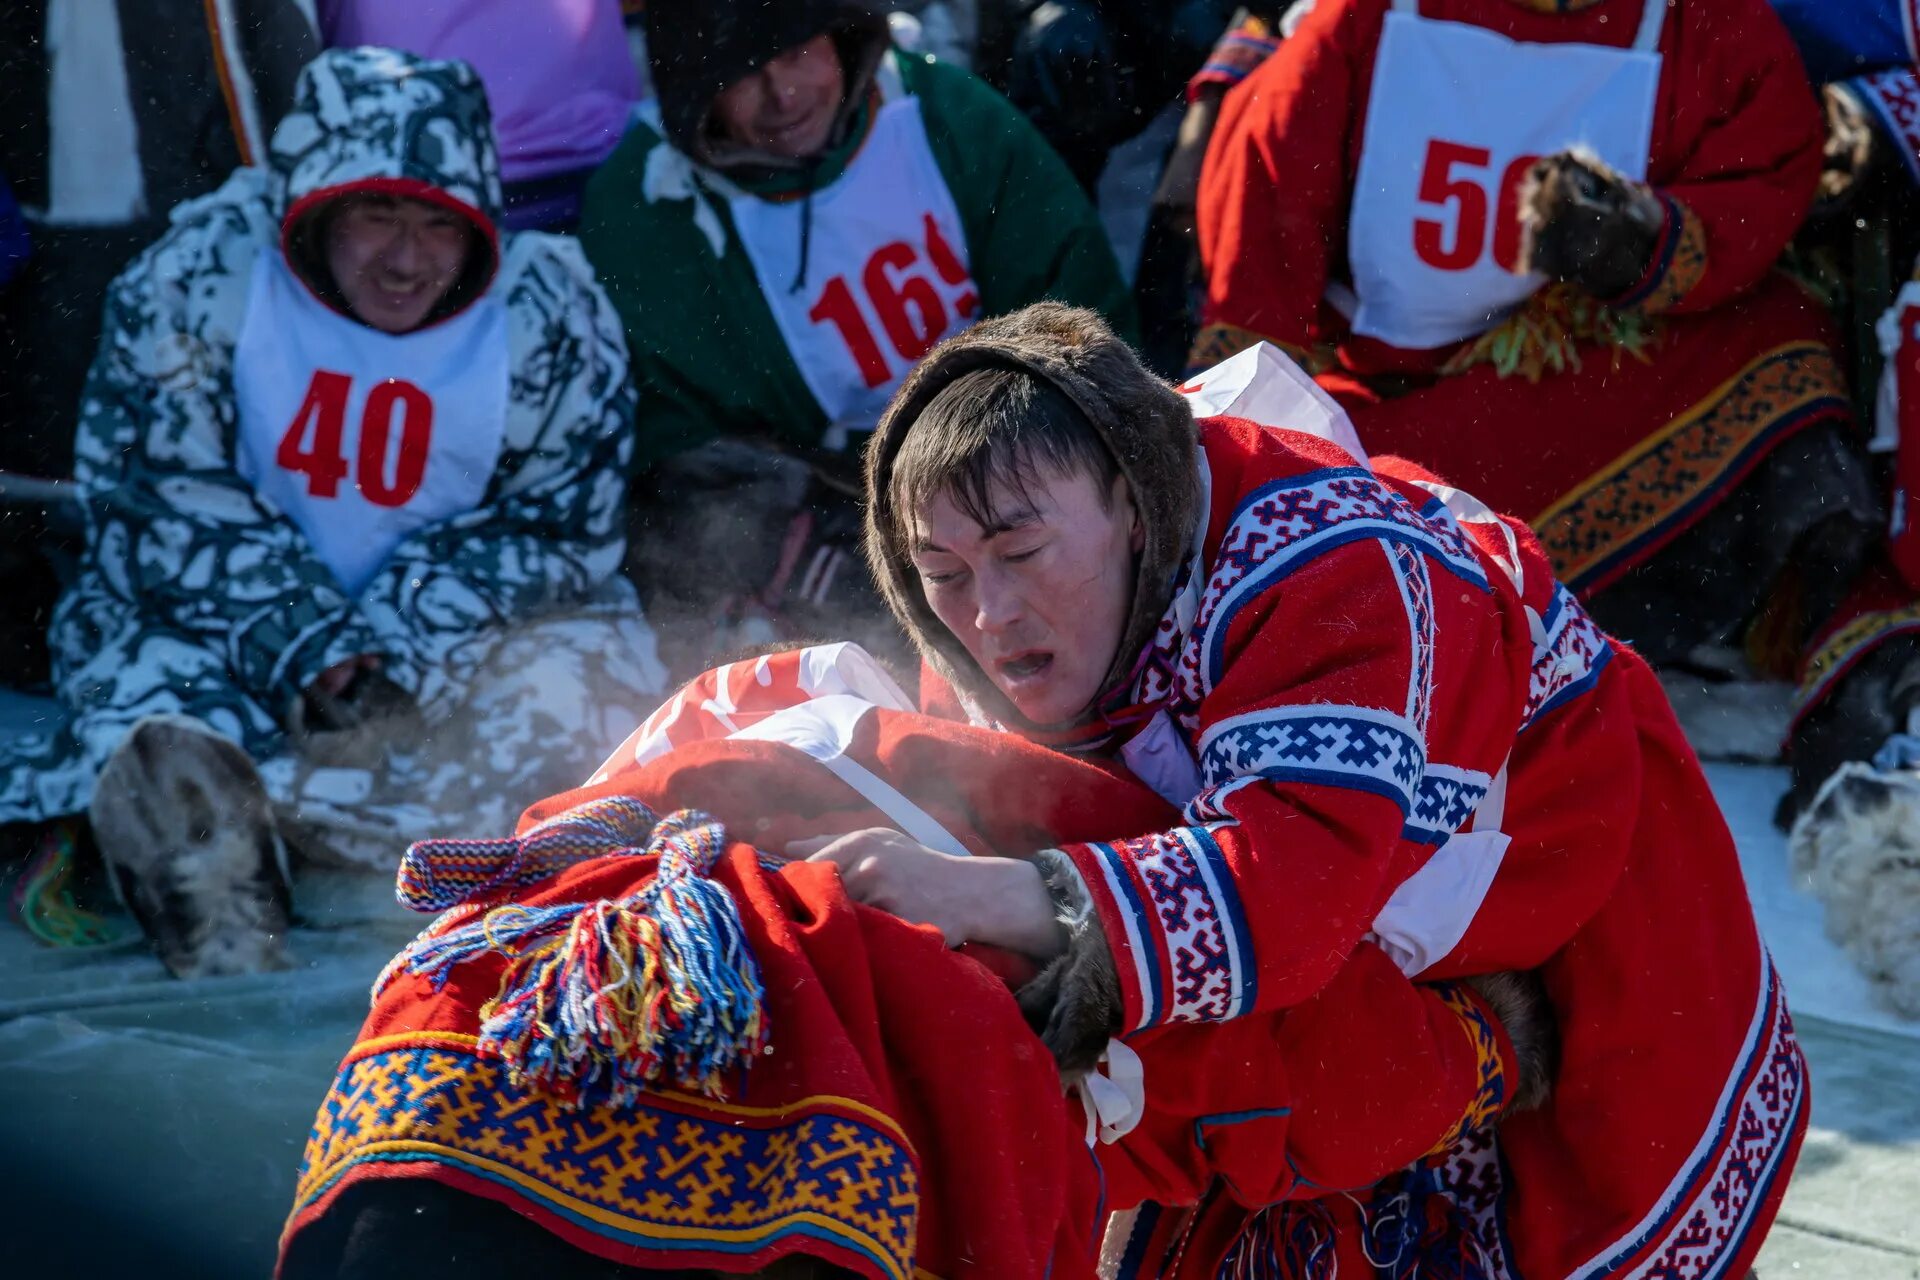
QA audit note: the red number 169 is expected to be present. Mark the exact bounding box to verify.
[1413,140,1540,274]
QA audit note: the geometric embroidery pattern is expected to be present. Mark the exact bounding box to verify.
[1389,540,1437,735]
[1793,598,1920,720]
[1567,946,1807,1280]
[1858,68,1920,189]
[1405,763,1494,846]
[1425,985,1509,1156]
[285,1038,922,1280]
[1616,194,1708,316]
[1085,826,1256,1030]
[1536,342,1850,594]
[1524,585,1613,731]
[1198,705,1427,815]
[1191,467,1489,699]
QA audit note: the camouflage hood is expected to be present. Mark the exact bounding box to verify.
[271,47,504,324]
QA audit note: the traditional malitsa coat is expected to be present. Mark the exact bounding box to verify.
[0,49,667,865]
[864,313,1809,1280]
[1196,0,1856,603]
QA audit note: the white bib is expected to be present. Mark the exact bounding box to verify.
[234,253,510,595]
[1342,0,1664,350]
[729,89,979,446]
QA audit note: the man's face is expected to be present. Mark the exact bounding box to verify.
[712,34,846,160]
[325,195,474,334]
[911,465,1142,726]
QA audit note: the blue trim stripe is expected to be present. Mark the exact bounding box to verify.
[1531,640,1613,726]
[1199,707,1426,816]
[1562,392,1848,595]
[1115,1202,1163,1280]
[1570,953,1803,1280]
[1181,824,1259,1019]
[1090,840,1167,1030]
[1193,1107,1292,1153]
[1205,524,1490,690]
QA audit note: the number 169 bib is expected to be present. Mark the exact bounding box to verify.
[729,83,979,446]
[1343,0,1664,351]
[234,252,509,595]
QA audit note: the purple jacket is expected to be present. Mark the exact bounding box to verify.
[318,0,639,182]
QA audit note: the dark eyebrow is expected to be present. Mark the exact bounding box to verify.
[913,508,1043,555]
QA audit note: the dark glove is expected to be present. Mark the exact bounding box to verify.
[1817,82,1890,214]
[1519,150,1667,300]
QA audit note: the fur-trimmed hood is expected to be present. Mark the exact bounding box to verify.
[863,303,1202,737]
[272,47,504,325]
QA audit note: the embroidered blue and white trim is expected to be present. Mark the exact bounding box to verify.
[1197,704,1427,815]
[1085,825,1257,1030]
[1525,585,1612,730]
[1194,467,1490,696]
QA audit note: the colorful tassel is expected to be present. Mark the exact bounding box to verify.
[391,807,769,1106]
[395,794,662,913]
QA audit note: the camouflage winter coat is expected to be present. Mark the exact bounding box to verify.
[63,47,641,719]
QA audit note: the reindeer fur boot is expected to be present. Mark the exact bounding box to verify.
[1789,755,1920,1021]
[89,714,293,979]
[1519,148,1667,299]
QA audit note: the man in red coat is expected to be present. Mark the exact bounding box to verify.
[1194,0,1878,672]
[847,304,1807,1278]
[279,643,1550,1280]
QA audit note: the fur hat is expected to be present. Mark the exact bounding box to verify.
[863,303,1202,733]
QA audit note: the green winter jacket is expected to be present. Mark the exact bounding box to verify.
[579,48,1135,471]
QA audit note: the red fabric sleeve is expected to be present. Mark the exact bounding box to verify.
[1194,0,1378,359]
[1099,944,1519,1211]
[1612,0,1822,315]
[1059,449,1526,1034]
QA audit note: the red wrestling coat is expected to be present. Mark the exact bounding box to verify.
[280,646,1519,1280]
[997,418,1808,1279]
[1196,0,1850,596]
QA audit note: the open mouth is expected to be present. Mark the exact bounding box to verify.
[996,652,1053,684]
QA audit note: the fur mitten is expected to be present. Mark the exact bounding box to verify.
[1519,149,1666,300]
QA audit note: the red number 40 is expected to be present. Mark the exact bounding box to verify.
[277,369,434,508]
[1413,140,1540,274]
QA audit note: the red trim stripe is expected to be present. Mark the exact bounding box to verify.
[279,176,501,330]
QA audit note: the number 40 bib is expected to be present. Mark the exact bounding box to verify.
[1343,0,1665,351]
[234,252,509,595]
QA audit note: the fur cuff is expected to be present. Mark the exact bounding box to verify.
[1016,850,1122,1079]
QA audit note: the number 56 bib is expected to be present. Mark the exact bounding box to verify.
[1343,0,1664,351]
[234,252,509,595]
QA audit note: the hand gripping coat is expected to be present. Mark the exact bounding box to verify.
[280,643,1528,1280]
[0,49,667,865]
[861,309,1810,1280]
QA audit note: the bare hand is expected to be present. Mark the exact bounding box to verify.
[785,828,1067,958]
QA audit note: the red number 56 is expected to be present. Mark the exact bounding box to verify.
[1412,140,1540,274]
